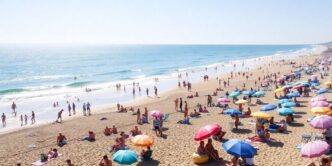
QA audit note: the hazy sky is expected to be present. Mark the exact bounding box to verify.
[0,0,332,45]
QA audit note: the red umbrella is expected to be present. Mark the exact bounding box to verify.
[194,124,221,141]
[294,85,304,89]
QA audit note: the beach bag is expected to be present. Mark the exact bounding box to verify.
[40,153,48,162]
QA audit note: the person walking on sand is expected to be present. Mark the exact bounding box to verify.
[87,102,91,115]
[57,109,64,123]
[31,111,35,124]
[24,114,28,125]
[12,102,17,117]
[154,86,158,97]
[1,113,6,127]
[83,103,87,116]
[68,103,72,116]
[72,103,76,115]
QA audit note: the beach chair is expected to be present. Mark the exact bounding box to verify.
[301,134,312,143]
[314,134,324,140]
[163,114,170,122]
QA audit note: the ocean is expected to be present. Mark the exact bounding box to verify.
[0,44,324,133]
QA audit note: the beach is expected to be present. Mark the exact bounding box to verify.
[1,45,332,166]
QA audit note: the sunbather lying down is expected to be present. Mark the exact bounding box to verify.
[177,116,190,124]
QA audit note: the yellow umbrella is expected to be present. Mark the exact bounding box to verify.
[251,111,271,119]
[235,99,248,105]
[274,87,284,93]
[310,107,331,115]
[131,135,154,147]
[324,81,332,86]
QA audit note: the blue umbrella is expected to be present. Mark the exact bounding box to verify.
[253,91,265,98]
[112,150,138,165]
[278,108,295,115]
[312,82,321,87]
[282,101,297,108]
[242,91,255,96]
[286,92,301,98]
[316,88,328,95]
[260,104,277,111]
[224,109,242,115]
[278,99,292,104]
[222,139,257,158]
[229,91,241,97]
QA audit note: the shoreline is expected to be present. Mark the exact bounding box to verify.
[0,45,327,135]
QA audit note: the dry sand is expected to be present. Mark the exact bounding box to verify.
[0,51,330,166]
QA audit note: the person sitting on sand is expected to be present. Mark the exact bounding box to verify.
[205,138,222,161]
[109,137,127,152]
[140,146,153,161]
[190,109,201,118]
[57,133,67,147]
[196,141,207,156]
[187,94,194,99]
[66,159,74,166]
[212,129,226,141]
[263,129,271,140]
[226,156,239,166]
[195,92,199,97]
[286,114,293,124]
[112,125,118,134]
[120,131,129,139]
[130,126,142,136]
[153,117,162,137]
[203,106,209,113]
[99,155,112,166]
[244,107,252,116]
[177,115,190,124]
[81,131,96,142]
[47,148,58,159]
[104,126,112,136]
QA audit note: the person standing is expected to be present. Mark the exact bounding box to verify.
[154,86,158,97]
[87,102,91,116]
[20,114,23,126]
[179,97,183,112]
[24,114,28,125]
[72,103,76,115]
[174,98,179,111]
[83,103,87,116]
[146,88,149,96]
[31,111,36,124]
[68,104,72,116]
[11,102,17,117]
[137,108,141,124]
[1,113,6,127]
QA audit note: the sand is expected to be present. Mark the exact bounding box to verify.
[0,49,331,166]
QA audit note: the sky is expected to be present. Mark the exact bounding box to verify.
[0,0,332,45]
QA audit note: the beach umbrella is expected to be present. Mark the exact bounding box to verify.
[281,102,297,108]
[310,115,332,129]
[251,111,271,119]
[278,99,292,104]
[151,110,164,118]
[301,82,310,87]
[293,85,304,89]
[282,85,293,89]
[311,96,327,102]
[252,91,265,98]
[222,139,257,158]
[235,99,247,105]
[286,92,301,98]
[242,91,255,96]
[131,135,154,147]
[293,81,303,86]
[194,124,221,141]
[112,150,138,165]
[324,81,332,86]
[217,97,230,103]
[316,88,328,95]
[229,91,241,97]
[278,108,295,116]
[260,104,277,111]
[311,107,331,115]
[312,82,321,87]
[311,101,329,107]
[274,88,284,93]
[224,109,242,115]
[301,140,330,158]
[310,75,318,79]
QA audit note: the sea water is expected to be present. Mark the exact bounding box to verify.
[0,44,325,133]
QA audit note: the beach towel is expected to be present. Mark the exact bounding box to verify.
[31,154,62,166]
